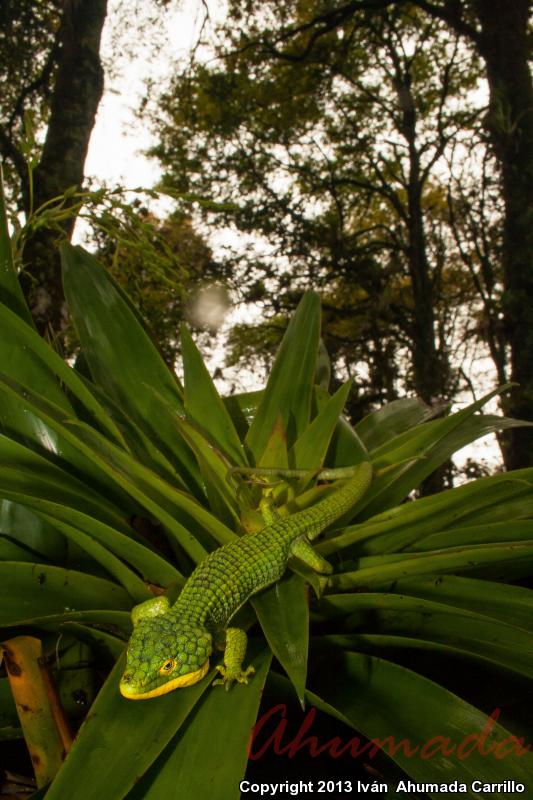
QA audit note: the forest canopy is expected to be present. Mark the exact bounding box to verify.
[149,0,533,471]
[1,0,532,474]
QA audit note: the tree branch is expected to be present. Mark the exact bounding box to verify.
[0,124,26,180]
[7,24,63,131]
[411,0,480,43]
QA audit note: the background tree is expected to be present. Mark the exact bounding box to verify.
[150,0,532,470]
[0,0,222,360]
[0,0,108,336]
[460,0,533,470]
[151,3,482,412]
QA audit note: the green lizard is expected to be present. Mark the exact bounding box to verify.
[119,462,372,699]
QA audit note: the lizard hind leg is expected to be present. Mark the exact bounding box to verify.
[291,537,333,575]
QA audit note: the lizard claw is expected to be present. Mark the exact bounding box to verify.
[212,663,255,689]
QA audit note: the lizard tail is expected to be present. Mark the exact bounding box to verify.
[269,461,372,543]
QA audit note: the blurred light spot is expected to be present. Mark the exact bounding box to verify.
[189,285,230,331]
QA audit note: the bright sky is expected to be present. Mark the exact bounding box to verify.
[84,0,202,190]
[81,0,502,471]
[81,0,275,401]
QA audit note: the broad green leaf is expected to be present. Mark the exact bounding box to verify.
[1,500,67,562]
[171,415,242,529]
[60,244,182,404]
[319,593,533,679]
[365,410,530,516]
[0,433,131,534]
[263,672,422,800]
[258,414,289,469]
[252,573,309,707]
[291,380,353,469]
[370,386,511,463]
[321,470,533,556]
[6,609,131,630]
[76,374,181,484]
[462,493,533,526]
[142,380,245,519]
[246,292,321,460]
[61,243,201,489]
[263,668,360,741]
[362,387,530,514]
[330,542,533,590]
[0,381,210,561]
[413,521,533,551]
[32,511,151,603]
[0,169,33,325]
[325,631,533,677]
[45,652,214,800]
[181,325,246,465]
[127,644,272,800]
[315,337,332,390]
[0,532,43,562]
[137,385,207,500]
[0,378,137,520]
[0,305,76,506]
[223,390,262,436]
[64,419,234,553]
[55,622,126,661]
[309,650,533,788]
[325,414,369,470]
[0,304,126,446]
[0,494,182,587]
[383,575,533,632]
[354,396,443,451]
[366,477,533,555]
[0,562,132,625]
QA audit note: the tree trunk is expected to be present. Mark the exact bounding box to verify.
[21,0,107,338]
[406,174,445,403]
[395,69,447,405]
[393,62,449,495]
[471,0,533,469]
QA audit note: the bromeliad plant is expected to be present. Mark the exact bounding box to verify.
[1,175,533,797]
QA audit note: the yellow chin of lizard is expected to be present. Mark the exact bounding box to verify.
[120,659,210,700]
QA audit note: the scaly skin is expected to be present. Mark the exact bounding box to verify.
[120,462,372,699]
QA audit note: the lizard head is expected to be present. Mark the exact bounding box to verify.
[119,597,212,700]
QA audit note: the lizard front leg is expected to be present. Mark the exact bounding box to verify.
[212,627,255,690]
[291,537,333,574]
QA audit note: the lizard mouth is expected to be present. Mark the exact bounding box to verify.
[120,660,210,700]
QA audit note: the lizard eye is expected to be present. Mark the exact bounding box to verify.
[159,658,177,675]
